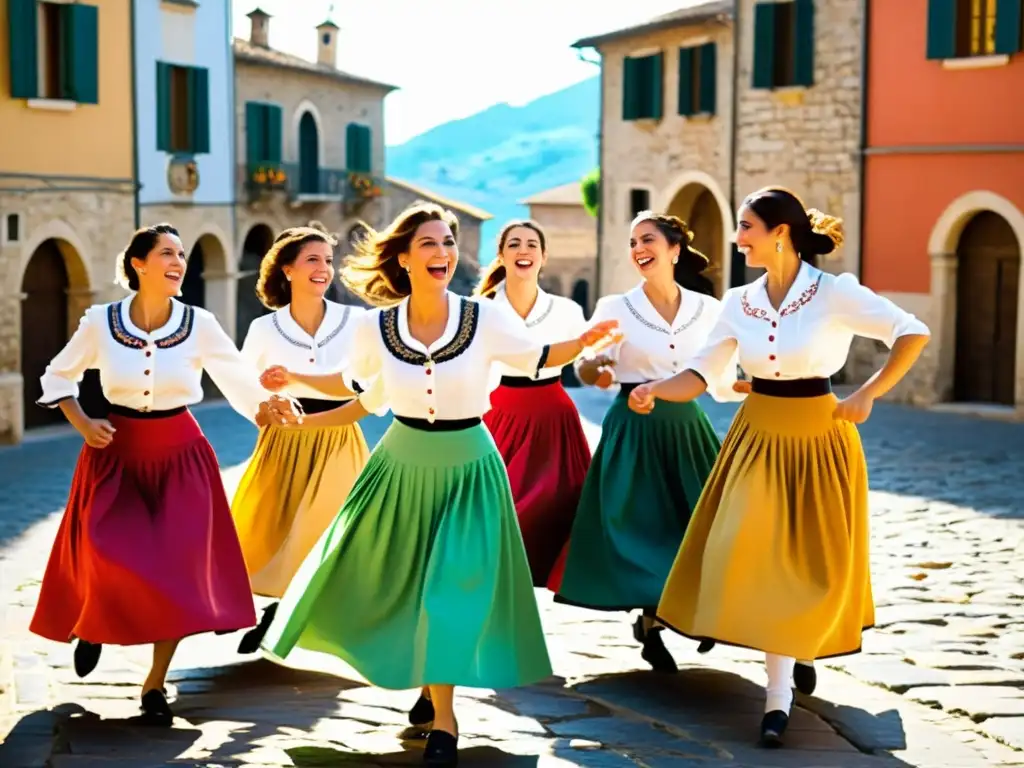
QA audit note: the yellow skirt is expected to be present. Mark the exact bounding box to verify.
[657,392,873,660]
[231,423,369,598]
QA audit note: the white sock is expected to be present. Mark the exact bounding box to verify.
[765,653,795,714]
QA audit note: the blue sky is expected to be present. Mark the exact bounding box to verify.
[232,0,693,146]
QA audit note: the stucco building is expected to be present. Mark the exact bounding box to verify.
[0,0,135,442]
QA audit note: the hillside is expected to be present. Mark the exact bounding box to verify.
[385,77,599,263]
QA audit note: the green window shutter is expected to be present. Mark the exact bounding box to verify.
[677,47,694,116]
[266,104,283,163]
[188,67,209,154]
[644,53,663,119]
[926,0,958,59]
[345,122,358,168]
[792,0,815,86]
[63,3,99,104]
[7,0,39,99]
[752,2,777,88]
[698,42,717,114]
[622,56,638,120]
[994,0,1023,54]
[244,102,264,163]
[358,126,372,172]
[156,62,172,152]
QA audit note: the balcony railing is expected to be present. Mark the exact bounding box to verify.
[243,162,384,204]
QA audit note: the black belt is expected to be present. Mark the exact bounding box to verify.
[395,415,482,432]
[297,397,347,415]
[108,404,187,419]
[498,376,560,389]
[751,377,832,398]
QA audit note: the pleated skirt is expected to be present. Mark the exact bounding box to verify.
[483,378,591,587]
[261,418,552,690]
[553,389,721,611]
[30,408,256,645]
[231,421,370,598]
[657,391,874,660]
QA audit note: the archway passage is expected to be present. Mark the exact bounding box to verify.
[299,112,320,195]
[181,237,221,398]
[571,278,589,312]
[666,184,724,296]
[21,239,104,428]
[237,224,274,340]
[954,211,1020,405]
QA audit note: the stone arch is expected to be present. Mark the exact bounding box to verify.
[237,223,275,339]
[180,230,228,310]
[658,171,733,295]
[928,190,1024,407]
[18,219,93,291]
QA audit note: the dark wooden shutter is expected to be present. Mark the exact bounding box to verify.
[792,0,815,86]
[156,62,172,151]
[926,0,958,59]
[752,2,777,88]
[63,3,99,104]
[698,42,717,114]
[8,0,39,99]
[245,102,264,163]
[188,67,209,154]
[266,104,283,163]
[622,56,639,120]
[359,126,372,172]
[346,122,358,169]
[644,53,664,119]
[994,0,1023,54]
[677,47,694,116]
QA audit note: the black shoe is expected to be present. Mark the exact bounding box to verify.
[140,688,174,727]
[73,640,102,678]
[409,695,435,728]
[423,729,458,766]
[237,602,278,654]
[632,617,677,673]
[697,639,716,654]
[794,662,817,695]
[759,710,789,748]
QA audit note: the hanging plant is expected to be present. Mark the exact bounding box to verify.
[581,168,600,218]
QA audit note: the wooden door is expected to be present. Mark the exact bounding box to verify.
[299,112,319,195]
[954,212,1020,404]
[21,241,68,428]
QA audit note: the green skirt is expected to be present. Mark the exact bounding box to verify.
[554,390,721,612]
[261,419,552,690]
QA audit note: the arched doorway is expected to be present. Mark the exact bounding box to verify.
[20,239,104,428]
[667,184,725,296]
[237,224,274,340]
[298,112,319,195]
[571,278,589,312]
[181,234,228,399]
[954,211,1020,405]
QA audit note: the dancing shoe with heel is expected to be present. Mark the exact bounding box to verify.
[140,689,174,727]
[423,726,458,766]
[632,616,677,673]
[237,602,279,654]
[73,640,102,678]
[759,710,789,748]
[794,662,817,695]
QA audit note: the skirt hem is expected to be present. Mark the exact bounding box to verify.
[552,594,657,614]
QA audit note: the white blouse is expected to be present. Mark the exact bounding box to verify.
[38,297,270,423]
[689,263,931,386]
[578,282,740,402]
[348,292,552,422]
[241,300,367,401]
[488,283,586,383]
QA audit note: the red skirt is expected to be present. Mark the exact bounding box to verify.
[29,407,257,645]
[484,377,591,588]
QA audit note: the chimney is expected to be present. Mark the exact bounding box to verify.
[316,19,339,68]
[247,7,270,48]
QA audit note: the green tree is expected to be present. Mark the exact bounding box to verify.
[581,168,600,218]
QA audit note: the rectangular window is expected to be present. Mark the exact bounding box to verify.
[622,52,664,121]
[156,63,210,155]
[629,188,650,219]
[752,0,815,89]
[40,2,65,99]
[928,0,1023,59]
[346,123,372,173]
[5,214,21,243]
[245,102,283,164]
[6,0,98,102]
[678,43,717,116]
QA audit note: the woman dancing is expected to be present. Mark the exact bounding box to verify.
[29,224,293,726]
[256,201,620,766]
[231,225,372,653]
[474,220,590,587]
[554,211,737,672]
[630,188,930,746]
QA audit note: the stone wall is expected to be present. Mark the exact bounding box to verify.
[529,203,598,313]
[598,19,735,296]
[0,184,135,443]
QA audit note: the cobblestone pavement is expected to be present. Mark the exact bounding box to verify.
[0,390,1022,767]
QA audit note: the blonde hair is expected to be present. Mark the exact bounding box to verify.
[339,201,460,307]
[474,219,547,298]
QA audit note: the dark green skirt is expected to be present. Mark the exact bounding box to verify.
[261,419,552,690]
[554,389,721,612]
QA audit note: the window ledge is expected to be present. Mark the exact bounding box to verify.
[942,54,1009,70]
[771,87,806,106]
[26,99,77,112]
[629,117,662,132]
[684,113,714,123]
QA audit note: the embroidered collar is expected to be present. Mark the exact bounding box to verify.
[380,296,480,365]
[272,301,353,350]
[740,264,823,323]
[622,283,705,336]
[108,299,194,350]
[494,284,555,328]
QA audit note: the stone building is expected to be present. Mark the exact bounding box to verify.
[0,0,135,443]
[522,182,598,314]
[233,8,395,338]
[384,177,490,296]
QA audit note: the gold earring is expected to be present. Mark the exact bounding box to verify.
[775,240,783,253]
[140,268,147,275]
